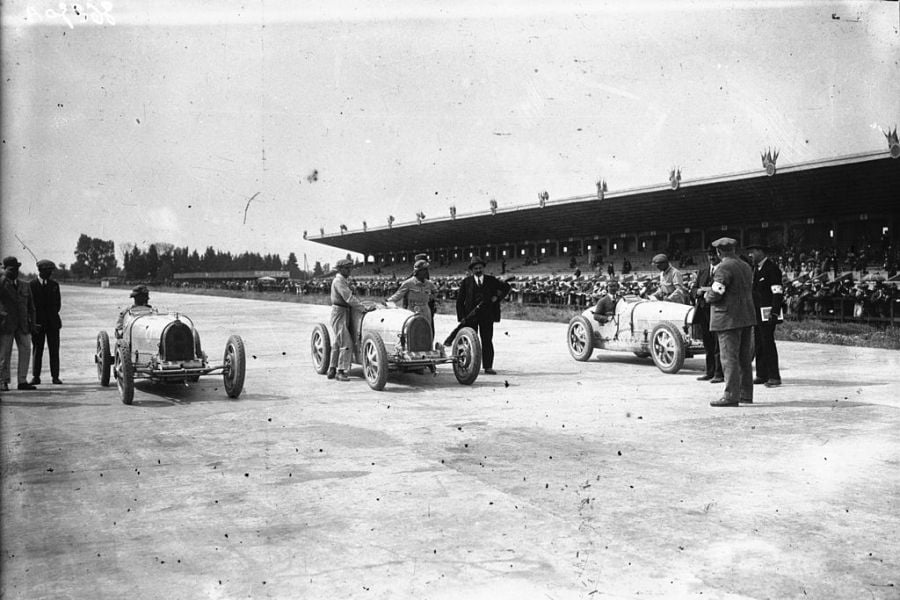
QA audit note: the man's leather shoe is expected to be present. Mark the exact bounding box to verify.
[710,397,739,407]
[52,378,63,385]
[740,398,753,404]
[753,377,767,385]
[709,377,724,384]
[335,371,350,382]
[30,377,41,385]
[765,379,782,387]
[326,368,336,380]
[17,383,37,391]
[697,374,713,381]
[484,368,497,375]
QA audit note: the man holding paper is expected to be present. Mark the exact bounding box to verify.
[747,244,784,387]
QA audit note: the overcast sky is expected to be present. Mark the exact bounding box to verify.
[2,0,898,270]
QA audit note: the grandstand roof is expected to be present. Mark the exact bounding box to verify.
[312,151,899,255]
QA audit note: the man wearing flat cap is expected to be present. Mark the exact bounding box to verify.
[704,238,756,407]
[456,256,510,375]
[30,259,63,385]
[1,256,37,390]
[388,259,438,335]
[328,258,373,381]
[115,285,154,338]
[746,243,783,387]
[650,253,688,304]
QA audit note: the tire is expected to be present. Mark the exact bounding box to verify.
[451,327,482,385]
[633,351,651,359]
[96,331,111,386]
[223,335,246,398]
[310,323,331,375]
[115,345,134,405]
[649,322,686,374]
[566,316,594,361]
[193,328,203,358]
[361,331,388,391]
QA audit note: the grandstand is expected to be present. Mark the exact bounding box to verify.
[311,150,899,280]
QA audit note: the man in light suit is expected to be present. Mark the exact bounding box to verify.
[704,239,756,407]
[455,256,510,375]
[0,256,37,391]
[30,259,63,385]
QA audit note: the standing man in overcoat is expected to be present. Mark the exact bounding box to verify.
[747,244,784,387]
[30,259,63,385]
[0,256,37,391]
[691,247,723,382]
[704,238,756,407]
[456,256,510,375]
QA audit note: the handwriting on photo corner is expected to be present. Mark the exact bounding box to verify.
[24,2,115,28]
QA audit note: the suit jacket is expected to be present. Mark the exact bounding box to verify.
[752,258,784,324]
[0,275,35,335]
[705,256,755,332]
[30,277,63,330]
[456,274,510,323]
[691,263,716,326]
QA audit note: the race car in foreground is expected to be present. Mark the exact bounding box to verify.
[566,295,705,374]
[95,310,246,404]
[310,301,481,391]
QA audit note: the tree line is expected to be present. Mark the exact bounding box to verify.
[67,234,326,281]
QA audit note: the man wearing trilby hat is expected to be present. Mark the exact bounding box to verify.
[455,256,510,375]
[0,256,37,391]
[746,243,783,387]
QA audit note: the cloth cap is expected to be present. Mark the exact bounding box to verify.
[711,237,737,249]
[468,256,486,269]
[413,259,430,272]
[414,253,429,261]
[130,285,149,297]
[2,256,22,268]
[336,258,354,268]
[651,253,668,264]
[37,259,56,270]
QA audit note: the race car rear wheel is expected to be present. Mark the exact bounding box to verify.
[310,323,331,375]
[650,322,685,374]
[96,331,111,386]
[566,316,594,362]
[115,345,134,405]
[362,331,388,391]
[452,327,482,385]
[223,335,246,399]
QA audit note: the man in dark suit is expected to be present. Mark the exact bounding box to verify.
[747,244,784,387]
[30,259,63,385]
[456,256,510,375]
[690,247,723,382]
[704,238,756,407]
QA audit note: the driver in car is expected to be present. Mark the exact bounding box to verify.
[115,285,154,338]
[592,280,620,324]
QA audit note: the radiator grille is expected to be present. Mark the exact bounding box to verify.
[405,316,433,352]
[162,321,194,362]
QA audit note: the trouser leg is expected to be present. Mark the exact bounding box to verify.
[15,332,31,384]
[478,317,495,369]
[753,325,767,380]
[758,322,780,380]
[47,328,61,378]
[0,333,13,383]
[702,324,716,376]
[32,329,47,378]
[739,326,754,400]
[716,329,740,402]
[330,306,352,372]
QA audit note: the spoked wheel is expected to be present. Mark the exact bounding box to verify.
[95,331,111,386]
[361,331,388,391]
[115,345,134,405]
[566,316,594,361]
[310,323,331,375]
[649,322,686,374]
[222,335,246,398]
[451,327,482,385]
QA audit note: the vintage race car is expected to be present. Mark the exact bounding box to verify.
[95,309,246,404]
[566,295,705,373]
[310,301,481,391]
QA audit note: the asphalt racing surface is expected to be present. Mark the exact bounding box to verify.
[2,285,899,600]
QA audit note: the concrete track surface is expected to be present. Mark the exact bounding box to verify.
[2,285,899,600]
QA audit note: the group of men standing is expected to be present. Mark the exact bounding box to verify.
[327,254,510,381]
[701,238,783,407]
[0,256,63,392]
